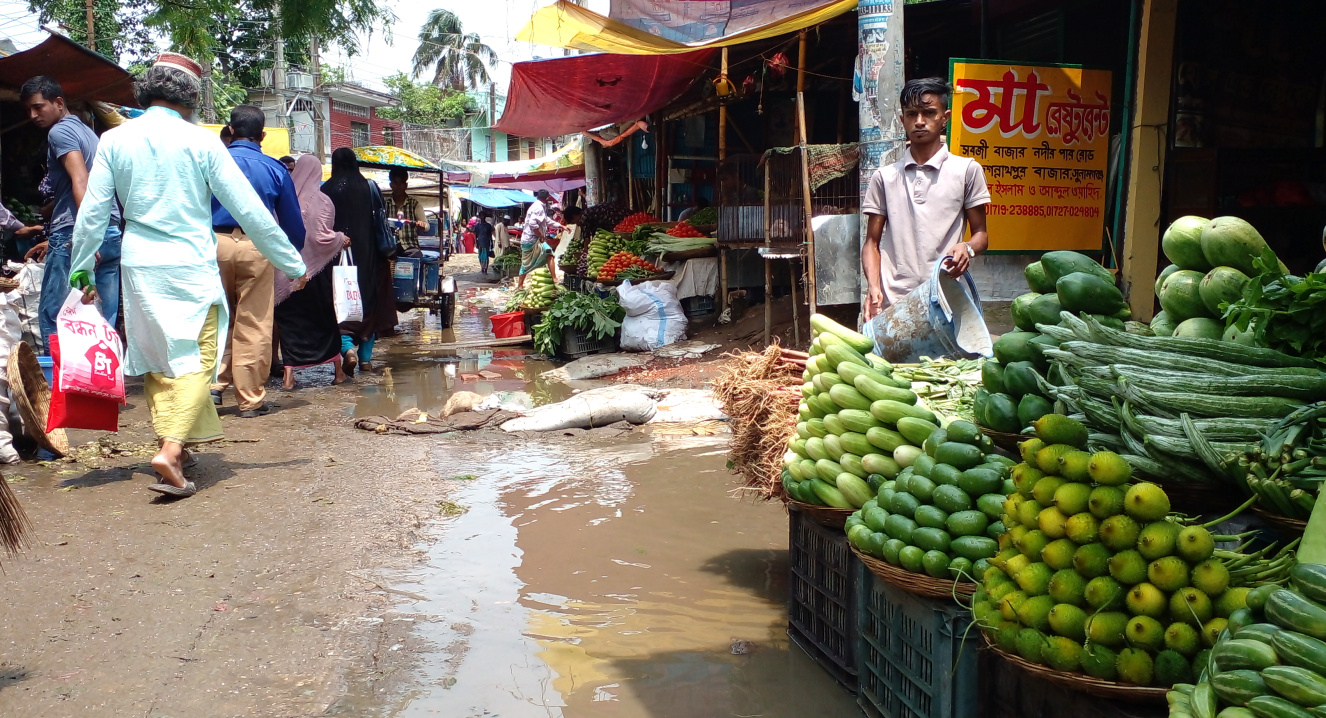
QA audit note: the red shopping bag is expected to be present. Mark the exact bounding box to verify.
[54,289,125,400]
[46,335,120,432]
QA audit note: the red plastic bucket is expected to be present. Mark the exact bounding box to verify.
[490,311,526,338]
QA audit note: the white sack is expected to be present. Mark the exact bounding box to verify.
[647,389,728,424]
[617,280,687,352]
[501,384,657,432]
[8,260,43,352]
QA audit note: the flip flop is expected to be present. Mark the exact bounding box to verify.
[182,451,198,470]
[148,481,197,498]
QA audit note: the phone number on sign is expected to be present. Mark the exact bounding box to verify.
[987,203,1102,218]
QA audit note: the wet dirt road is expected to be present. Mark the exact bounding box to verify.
[0,258,855,716]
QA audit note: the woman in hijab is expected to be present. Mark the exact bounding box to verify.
[320,148,396,373]
[274,154,350,389]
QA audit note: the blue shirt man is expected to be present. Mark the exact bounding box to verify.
[209,105,305,417]
[211,139,304,249]
[22,75,123,347]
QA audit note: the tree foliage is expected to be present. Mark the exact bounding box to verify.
[411,9,497,92]
[376,72,476,127]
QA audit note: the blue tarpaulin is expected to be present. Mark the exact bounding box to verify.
[451,186,536,208]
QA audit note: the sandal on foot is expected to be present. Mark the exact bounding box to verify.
[148,481,197,498]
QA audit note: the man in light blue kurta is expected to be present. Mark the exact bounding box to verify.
[68,54,306,498]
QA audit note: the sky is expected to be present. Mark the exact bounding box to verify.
[0,0,609,95]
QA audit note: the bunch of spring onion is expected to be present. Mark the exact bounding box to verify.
[891,357,984,423]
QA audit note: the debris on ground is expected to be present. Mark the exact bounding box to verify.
[712,344,802,500]
[353,409,518,435]
[541,353,650,382]
[653,341,721,360]
[500,384,658,432]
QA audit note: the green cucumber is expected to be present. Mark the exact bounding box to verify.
[825,343,870,373]
[822,434,845,461]
[1290,564,1326,606]
[811,314,875,355]
[839,409,882,434]
[1271,631,1326,676]
[837,360,889,387]
[854,375,919,405]
[934,442,985,471]
[911,527,951,553]
[862,454,901,479]
[871,400,939,426]
[815,459,845,483]
[866,426,908,452]
[822,413,847,437]
[809,479,853,508]
[893,445,924,468]
[806,418,828,438]
[951,535,999,561]
[1212,639,1281,672]
[839,432,875,458]
[1211,670,1271,707]
[829,383,874,412]
[883,514,917,544]
[804,437,828,461]
[1245,695,1315,718]
[1261,665,1326,708]
[896,417,942,446]
[1266,590,1326,641]
[836,473,874,508]
[812,372,843,394]
[838,453,868,478]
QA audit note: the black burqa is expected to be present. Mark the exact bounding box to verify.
[320,148,397,341]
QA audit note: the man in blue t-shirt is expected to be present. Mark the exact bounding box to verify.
[22,76,123,346]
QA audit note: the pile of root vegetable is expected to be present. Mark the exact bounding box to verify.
[713,344,807,499]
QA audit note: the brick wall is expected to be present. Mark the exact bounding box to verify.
[328,102,402,150]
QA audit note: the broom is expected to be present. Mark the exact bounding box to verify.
[0,471,32,563]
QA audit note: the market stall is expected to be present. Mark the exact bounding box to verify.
[713,228,1326,716]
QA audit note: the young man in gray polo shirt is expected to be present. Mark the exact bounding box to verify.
[862,78,991,321]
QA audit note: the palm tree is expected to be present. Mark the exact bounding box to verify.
[411,9,498,92]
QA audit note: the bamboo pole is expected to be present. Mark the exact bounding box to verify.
[764,159,772,346]
[796,30,817,313]
[718,48,728,316]
[789,257,800,346]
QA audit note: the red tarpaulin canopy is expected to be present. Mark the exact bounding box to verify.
[0,33,136,107]
[494,49,717,139]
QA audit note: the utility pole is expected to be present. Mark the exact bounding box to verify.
[488,82,496,161]
[310,35,325,161]
[84,0,95,52]
[201,60,216,123]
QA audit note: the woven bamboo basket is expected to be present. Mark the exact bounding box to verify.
[983,636,1169,704]
[851,545,977,600]
[1158,480,1249,516]
[1251,506,1307,538]
[977,423,1025,453]
[0,276,18,292]
[8,342,68,456]
[785,499,851,530]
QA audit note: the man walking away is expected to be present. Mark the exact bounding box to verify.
[68,53,306,497]
[384,168,427,259]
[22,76,123,345]
[861,77,990,321]
[473,210,494,274]
[209,105,305,417]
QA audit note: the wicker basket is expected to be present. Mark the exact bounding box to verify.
[983,636,1169,704]
[1159,480,1250,516]
[851,545,977,601]
[978,423,1025,453]
[0,276,18,292]
[785,499,852,530]
[8,343,68,456]
[1251,506,1307,538]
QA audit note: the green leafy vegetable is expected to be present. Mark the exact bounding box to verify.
[532,292,625,356]
[1224,249,1326,365]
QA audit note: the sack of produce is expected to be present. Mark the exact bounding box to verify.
[618,280,687,351]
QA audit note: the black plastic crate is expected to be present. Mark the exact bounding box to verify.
[681,295,715,317]
[978,650,1167,718]
[857,565,980,718]
[555,326,618,360]
[787,504,858,692]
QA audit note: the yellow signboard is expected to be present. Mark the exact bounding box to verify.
[948,60,1112,252]
[200,124,292,159]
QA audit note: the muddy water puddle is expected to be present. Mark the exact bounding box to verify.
[354,289,572,418]
[378,435,857,717]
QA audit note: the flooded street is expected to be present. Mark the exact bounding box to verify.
[371,434,857,717]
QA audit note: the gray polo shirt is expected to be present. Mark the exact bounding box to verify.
[863,144,990,305]
[48,113,120,233]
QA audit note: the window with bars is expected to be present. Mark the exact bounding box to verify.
[350,121,370,148]
[383,126,396,147]
[506,133,520,160]
[332,100,369,118]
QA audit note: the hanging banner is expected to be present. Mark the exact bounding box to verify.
[607,0,845,43]
[948,60,1112,252]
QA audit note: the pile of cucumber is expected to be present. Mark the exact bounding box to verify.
[845,418,1011,581]
[782,315,947,509]
[976,415,1264,687]
[1033,311,1326,498]
[1169,564,1326,718]
[979,250,1136,435]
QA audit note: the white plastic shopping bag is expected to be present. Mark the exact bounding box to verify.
[617,280,687,352]
[333,249,363,323]
[55,289,125,400]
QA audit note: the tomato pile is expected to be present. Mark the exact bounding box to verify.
[666,221,708,238]
[596,251,659,281]
[613,212,659,232]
